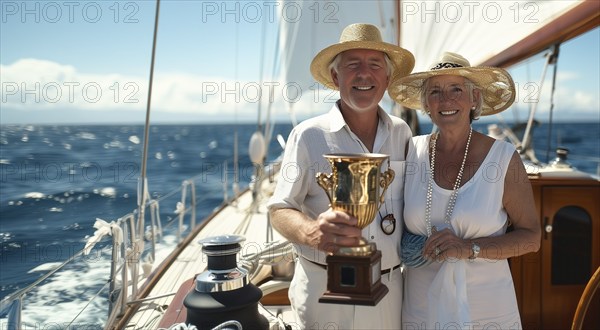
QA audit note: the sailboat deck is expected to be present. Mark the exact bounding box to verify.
[123,181,290,329]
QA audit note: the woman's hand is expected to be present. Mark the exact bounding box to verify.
[423,227,471,261]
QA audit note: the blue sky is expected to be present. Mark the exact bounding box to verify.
[1,1,282,123]
[1,0,599,124]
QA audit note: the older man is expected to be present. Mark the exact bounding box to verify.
[267,23,414,329]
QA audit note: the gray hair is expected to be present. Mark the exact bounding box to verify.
[420,77,483,122]
[328,52,394,78]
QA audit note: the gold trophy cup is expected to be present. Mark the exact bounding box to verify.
[316,153,395,305]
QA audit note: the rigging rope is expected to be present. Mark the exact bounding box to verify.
[134,0,161,300]
[545,44,560,163]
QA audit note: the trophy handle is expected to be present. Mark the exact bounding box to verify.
[378,168,395,204]
[316,172,334,204]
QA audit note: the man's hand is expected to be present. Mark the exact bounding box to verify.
[308,209,362,253]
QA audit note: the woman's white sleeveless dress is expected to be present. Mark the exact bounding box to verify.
[402,135,522,330]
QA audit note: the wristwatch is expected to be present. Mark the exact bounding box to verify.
[469,242,480,260]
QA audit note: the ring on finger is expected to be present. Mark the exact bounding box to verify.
[435,247,441,256]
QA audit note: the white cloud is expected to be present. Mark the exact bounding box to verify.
[508,69,599,121]
[543,84,598,117]
[5,58,595,124]
[1,59,146,112]
[556,70,580,83]
[0,58,328,123]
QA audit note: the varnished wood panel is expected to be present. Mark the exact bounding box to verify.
[157,277,193,328]
[260,288,291,306]
[512,184,543,329]
[541,186,600,329]
[513,176,600,329]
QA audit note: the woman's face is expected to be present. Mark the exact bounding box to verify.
[423,75,478,128]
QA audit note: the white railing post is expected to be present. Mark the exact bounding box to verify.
[178,183,188,243]
[190,180,197,228]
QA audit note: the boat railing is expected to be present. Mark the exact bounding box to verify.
[105,178,199,325]
[1,155,284,329]
[0,174,203,330]
[176,180,197,242]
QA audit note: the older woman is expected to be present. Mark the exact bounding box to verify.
[388,52,541,329]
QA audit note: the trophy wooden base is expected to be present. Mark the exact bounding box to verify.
[319,250,389,306]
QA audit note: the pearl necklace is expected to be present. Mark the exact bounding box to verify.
[425,127,473,237]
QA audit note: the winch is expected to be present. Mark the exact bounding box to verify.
[549,147,572,169]
[183,234,269,329]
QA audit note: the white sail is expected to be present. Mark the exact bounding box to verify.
[273,1,593,120]
[399,1,582,70]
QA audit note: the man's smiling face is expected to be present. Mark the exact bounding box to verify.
[332,49,390,114]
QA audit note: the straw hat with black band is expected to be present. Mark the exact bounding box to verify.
[310,23,415,90]
[388,52,516,116]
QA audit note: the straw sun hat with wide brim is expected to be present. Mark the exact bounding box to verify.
[310,23,415,90]
[388,52,516,116]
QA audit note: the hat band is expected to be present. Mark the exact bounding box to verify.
[430,62,464,70]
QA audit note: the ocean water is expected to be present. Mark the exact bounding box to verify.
[0,123,292,328]
[420,121,600,174]
[0,121,598,327]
